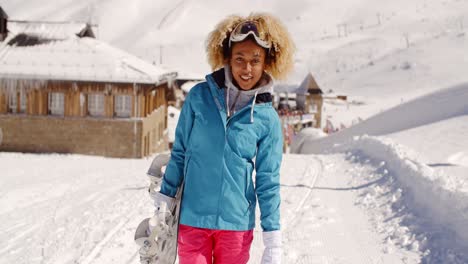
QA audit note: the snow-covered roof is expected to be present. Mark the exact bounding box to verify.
[274,73,323,95]
[7,21,94,40]
[273,83,301,94]
[0,22,176,84]
[175,70,205,81]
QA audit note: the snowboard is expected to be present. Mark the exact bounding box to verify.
[134,154,184,264]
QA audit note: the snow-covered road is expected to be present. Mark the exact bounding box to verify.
[279,154,417,263]
[1,151,436,264]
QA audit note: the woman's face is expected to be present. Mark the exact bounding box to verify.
[229,39,267,90]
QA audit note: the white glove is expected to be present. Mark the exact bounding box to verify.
[147,192,175,238]
[261,230,282,264]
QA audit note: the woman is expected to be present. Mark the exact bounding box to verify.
[153,13,295,264]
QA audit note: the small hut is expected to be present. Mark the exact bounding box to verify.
[0,10,176,158]
[275,73,324,128]
[298,73,323,128]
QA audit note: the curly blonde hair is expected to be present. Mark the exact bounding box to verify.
[205,13,295,80]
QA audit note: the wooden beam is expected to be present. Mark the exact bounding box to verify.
[0,92,6,114]
[105,94,114,118]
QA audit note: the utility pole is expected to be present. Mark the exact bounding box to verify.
[159,45,163,65]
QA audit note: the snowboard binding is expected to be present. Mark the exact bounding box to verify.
[134,153,182,264]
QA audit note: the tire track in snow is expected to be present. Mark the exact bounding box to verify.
[250,155,323,263]
[80,218,131,264]
[79,197,144,264]
[284,154,419,264]
[281,156,327,263]
[283,156,323,231]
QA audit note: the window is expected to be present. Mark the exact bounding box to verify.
[88,93,105,117]
[114,95,132,118]
[20,91,26,113]
[7,90,26,113]
[48,93,65,116]
[8,92,17,113]
[309,102,318,113]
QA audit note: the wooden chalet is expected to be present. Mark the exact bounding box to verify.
[0,9,176,158]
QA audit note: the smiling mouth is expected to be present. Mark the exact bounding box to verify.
[240,75,253,81]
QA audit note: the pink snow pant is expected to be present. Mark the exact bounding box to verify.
[178,224,254,264]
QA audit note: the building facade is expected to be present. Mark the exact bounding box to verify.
[0,9,176,158]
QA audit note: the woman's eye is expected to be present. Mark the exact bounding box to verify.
[236,58,243,63]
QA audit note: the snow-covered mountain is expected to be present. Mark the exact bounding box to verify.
[3,0,467,129]
[3,0,467,84]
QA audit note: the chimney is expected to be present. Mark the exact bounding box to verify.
[0,6,8,41]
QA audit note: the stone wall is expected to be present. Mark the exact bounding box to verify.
[0,108,167,158]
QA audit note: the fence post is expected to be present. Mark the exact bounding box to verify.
[404,33,410,48]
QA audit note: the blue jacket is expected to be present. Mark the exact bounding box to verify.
[160,68,283,232]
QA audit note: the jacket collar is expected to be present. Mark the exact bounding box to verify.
[208,67,274,104]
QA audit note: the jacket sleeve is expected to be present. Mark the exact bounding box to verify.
[255,112,283,232]
[160,90,195,198]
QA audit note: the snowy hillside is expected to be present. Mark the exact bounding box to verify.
[293,82,468,154]
[3,0,467,130]
[2,0,467,84]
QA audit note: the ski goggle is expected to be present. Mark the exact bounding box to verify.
[229,21,271,49]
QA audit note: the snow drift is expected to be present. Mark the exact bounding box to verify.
[336,135,468,258]
[292,82,468,154]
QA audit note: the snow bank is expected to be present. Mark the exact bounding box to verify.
[289,127,327,153]
[293,82,468,154]
[337,135,468,254]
